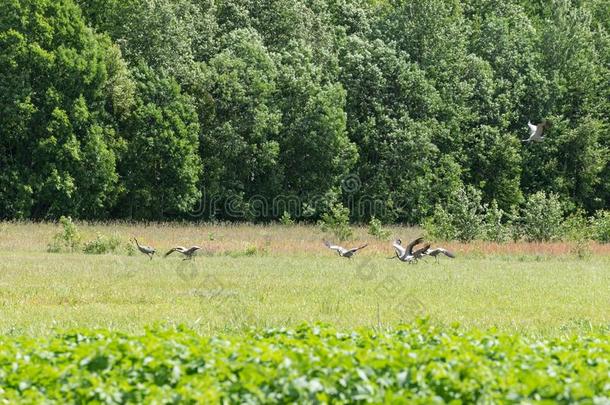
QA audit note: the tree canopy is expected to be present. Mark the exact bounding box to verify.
[1,0,608,223]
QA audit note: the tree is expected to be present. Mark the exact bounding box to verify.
[0,0,120,219]
[198,29,282,219]
[116,64,201,219]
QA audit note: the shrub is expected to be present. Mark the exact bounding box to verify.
[319,202,353,241]
[82,233,122,254]
[424,186,484,242]
[279,211,294,226]
[481,200,512,243]
[368,217,390,240]
[521,192,564,242]
[562,211,592,258]
[423,205,456,241]
[47,216,81,253]
[591,210,610,243]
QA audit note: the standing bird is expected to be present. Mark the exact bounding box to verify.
[164,246,202,260]
[390,237,430,264]
[132,238,156,260]
[324,241,368,259]
[522,120,551,143]
[424,247,456,263]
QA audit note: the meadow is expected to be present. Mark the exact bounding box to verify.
[1,221,609,337]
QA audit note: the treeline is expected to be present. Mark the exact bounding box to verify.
[1,0,609,223]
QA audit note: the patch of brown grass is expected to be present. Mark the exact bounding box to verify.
[1,221,609,257]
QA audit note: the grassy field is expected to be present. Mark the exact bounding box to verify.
[0,221,609,337]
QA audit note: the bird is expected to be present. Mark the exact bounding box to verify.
[324,241,368,259]
[164,245,202,260]
[424,247,456,263]
[390,237,430,263]
[522,120,551,143]
[132,238,156,260]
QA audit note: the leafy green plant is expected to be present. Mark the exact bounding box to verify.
[47,216,81,253]
[521,192,564,242]
[244,244,259,256]
[319,203,353,241]
[423,205,457,241]
[481,200,512,243]
[367,216,390,240]
[279,211,295,226]
[424,186,484,242]
[82,233,122,254]
[562,211,592,259]
[1,323,610,403]
[591,210,610,243]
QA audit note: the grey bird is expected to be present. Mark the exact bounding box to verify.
[132,238,156,260]
[324,241,368,259]
[522,120,551,143]
[164,245,202,260]
[390,237,430,263]
[424,247,456,263]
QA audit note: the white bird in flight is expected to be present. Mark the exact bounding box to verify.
[324,241,368,258]
[522,120,550,143]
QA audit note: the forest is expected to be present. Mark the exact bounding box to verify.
[1,0,609,223]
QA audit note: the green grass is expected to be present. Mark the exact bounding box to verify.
[0,222,609,336]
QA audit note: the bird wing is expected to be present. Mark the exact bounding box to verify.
[325,241,346,254]
[350,244,368,253]
[143,245,155,254]
[187,246,202,254]
[426,248,439,256]
[405,237,424,255]
[413,244,430,257]
[527,121,537,133]
[439,248,456,258]
[165,246,186,257]
[164,248,178,257]
[392,240,406,258]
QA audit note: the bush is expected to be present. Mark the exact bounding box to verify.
[424,186,484,242]
[591,210,610,243]
[279,211,294,226]
[47,216,81,253]
[319,202,353,241]
[82,233,123,254]
[521,192,564,242]
[368,217,390,240]
[561,211,592,258]
[423,205,457,241]
[481,200,512,243]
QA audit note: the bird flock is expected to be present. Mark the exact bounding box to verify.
[132,236,452,264]
[132,120,544,264]
[325,237,455,264]
[132,238,201,261]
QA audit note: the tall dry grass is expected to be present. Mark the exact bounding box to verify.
[1,221,609,257]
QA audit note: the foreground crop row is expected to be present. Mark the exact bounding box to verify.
[1,322,609,403]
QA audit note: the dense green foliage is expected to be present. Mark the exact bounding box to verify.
[1,323,609,402]
[1,0,609,223]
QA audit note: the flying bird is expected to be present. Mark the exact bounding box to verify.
[424,247,456,263]
[164,246,202,260]
[132,238,156,260]
[324,241,368,259]
[390,237,430,263]
[522,120,550,143]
